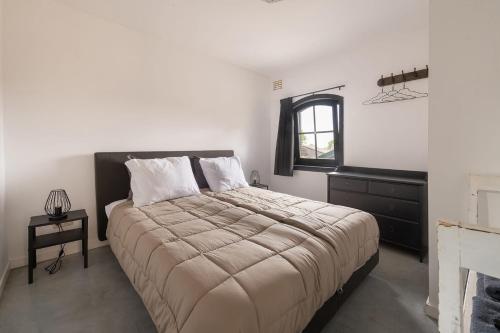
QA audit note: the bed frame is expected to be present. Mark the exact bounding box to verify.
[303,250,379,332]
[94,150,379,333]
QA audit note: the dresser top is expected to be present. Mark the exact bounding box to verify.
[327,166,427,185]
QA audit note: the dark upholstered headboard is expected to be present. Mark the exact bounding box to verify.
[94,150,234,241]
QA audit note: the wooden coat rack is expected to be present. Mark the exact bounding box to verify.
[377,66,429,87]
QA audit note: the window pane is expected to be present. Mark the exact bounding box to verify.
[299,133,316,159]
[316,132,335,159]
[298,107,314,133]
[315,105,333,132]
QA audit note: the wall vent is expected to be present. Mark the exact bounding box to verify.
[261,0,284,3]
[273,80,283,91]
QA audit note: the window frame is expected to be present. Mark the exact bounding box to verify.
[292,94,344,169]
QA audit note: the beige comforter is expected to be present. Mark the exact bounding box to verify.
[107,191,378,333]
[206,187,379,284]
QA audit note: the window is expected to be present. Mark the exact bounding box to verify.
[293,95,343,169]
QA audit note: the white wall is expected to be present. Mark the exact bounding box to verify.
[269,27,429,201]
[2,0,270,267]
[478,191,500,229]
[0,0,9,291]
[427,0,500,313]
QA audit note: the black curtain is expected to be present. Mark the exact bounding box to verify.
[274,97,294,176]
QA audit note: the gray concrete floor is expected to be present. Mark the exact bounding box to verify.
[0,245,437,333]
[322,245,437,333]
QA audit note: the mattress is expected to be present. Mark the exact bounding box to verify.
[107,191,379,333]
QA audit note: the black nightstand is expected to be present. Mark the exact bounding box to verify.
[250,183,269,190]
[28,209,88,284]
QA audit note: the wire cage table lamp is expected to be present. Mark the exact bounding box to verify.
[44,189,71,220]
[250,170,261,185]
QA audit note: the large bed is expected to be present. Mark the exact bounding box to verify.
[95,150,379,333]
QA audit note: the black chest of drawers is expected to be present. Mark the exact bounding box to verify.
[327,166,427,261]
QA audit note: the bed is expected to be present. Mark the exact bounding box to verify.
[94,150,379,333]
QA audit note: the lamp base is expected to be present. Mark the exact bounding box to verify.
[48,214,68,221]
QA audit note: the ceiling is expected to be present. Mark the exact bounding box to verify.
[58,0,428,76]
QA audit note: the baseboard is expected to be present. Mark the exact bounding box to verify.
[9,239,108,269]
[424,296,439,320]
[0,261,10,299]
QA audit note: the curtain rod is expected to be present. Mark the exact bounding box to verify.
[291,84,346,99]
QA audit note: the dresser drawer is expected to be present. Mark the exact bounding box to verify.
[330,190,420,221]
[375,215,420,249]
[369,181,420,201]
[330,177,367,193]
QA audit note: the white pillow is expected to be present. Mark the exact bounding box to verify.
[125,156,200,207]
[199,156,249,192]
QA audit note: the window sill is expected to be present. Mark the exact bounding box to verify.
[293,165,339,173]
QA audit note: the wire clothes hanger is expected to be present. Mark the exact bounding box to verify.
[362,75,387,105]
[380,73,416,102]
[363,67,428,105]
[397,68,428,98]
